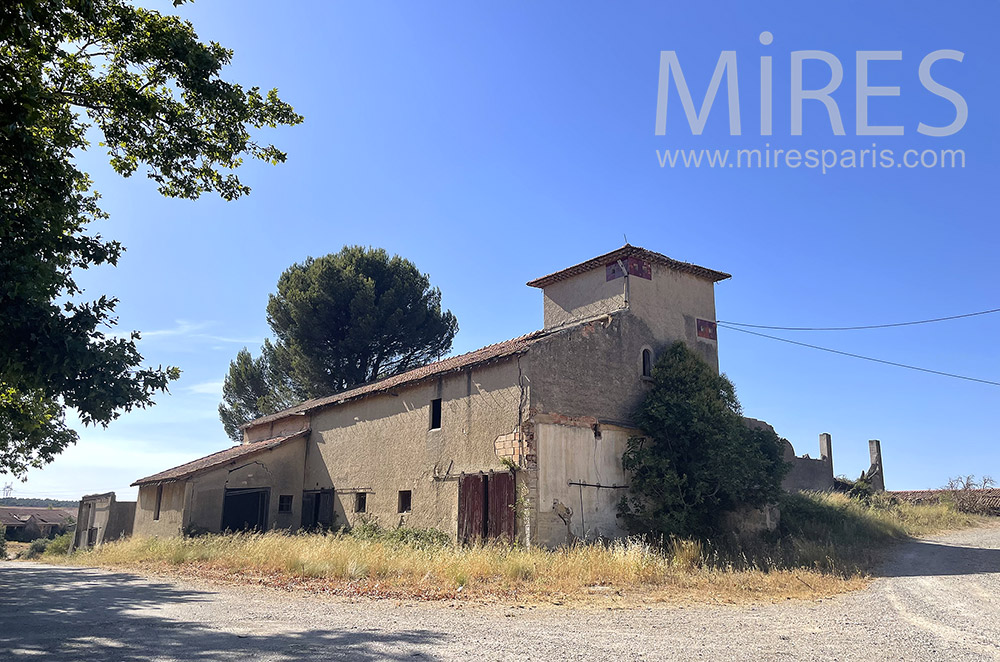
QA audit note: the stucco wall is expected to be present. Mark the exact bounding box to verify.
[186,437,306,532]
[304,360,524,535]
[542,267,627,329]
[538,262,720,371]
[132,438,306,536]
[133,481,188,537]
[534,421,632,546]
[781,437,834,492]
[626,263,720,372]
[527,312,657,424]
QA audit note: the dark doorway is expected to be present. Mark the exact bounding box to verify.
[301,489,335,530]
[221,488,269,532]
[458,471,515,544]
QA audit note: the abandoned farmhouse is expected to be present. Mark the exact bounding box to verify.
[126,246,881,549]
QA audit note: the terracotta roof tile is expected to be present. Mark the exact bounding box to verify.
[526,245,731,288]
[131,429,309,486]
[242,330,548,430]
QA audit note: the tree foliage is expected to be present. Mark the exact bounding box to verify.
[0,0,302,474]
[218,247,459,440]
[619,342,788,539]
[217,343,295,442]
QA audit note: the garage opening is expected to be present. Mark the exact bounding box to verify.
[221,488,269,532]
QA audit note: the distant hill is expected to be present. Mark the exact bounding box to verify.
[0,498,78,508]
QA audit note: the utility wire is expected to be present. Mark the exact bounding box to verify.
[717,323,1000,387]
[718,307,1000,331]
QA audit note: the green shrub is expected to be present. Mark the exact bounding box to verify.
[348,518,450,549]
[619,342,789,539]
[44,532,72,556]
[25,538,49,559]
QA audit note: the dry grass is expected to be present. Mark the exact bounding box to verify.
[41,492,986,606]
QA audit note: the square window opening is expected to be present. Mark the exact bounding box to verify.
[430,398,442,430]
[398,490,412,514]
[354,492,367,513]
[278,494,293,513]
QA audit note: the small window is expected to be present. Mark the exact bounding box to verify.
[398,490,412,513]
[354,492,367,513]
[153,484,163,521]
[642,348,653,378]
[430,398,442,429]
[278,495,293,513]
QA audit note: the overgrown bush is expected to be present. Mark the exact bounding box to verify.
[25,538,49,559]
[44,532,72,556]
[619,342,788,539]
[348,518,450,549]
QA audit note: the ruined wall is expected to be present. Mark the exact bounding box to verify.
[304,359,524,535]
[781,433,835,492]
[74,494,135,549]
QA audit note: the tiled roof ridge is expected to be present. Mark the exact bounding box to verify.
[526,244,731,288]
[241,328,550,430]
[131,429,309,486]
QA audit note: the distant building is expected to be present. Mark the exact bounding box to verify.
[129,245,876,547]
[0,507,75,542]
[69,493,135,551]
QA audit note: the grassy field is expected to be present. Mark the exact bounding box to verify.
[39,492,985,605]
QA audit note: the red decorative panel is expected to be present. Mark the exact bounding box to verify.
[697,319,718,340]
[606,257,652,282]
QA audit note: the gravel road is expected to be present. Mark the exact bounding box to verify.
[3,525,1000,661]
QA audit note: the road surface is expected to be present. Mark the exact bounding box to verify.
[2,525,999,661]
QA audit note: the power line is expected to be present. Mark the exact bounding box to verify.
[717,323,1000,387]
[719,307,1000,331]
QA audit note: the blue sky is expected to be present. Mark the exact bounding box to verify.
[10,1,998,500]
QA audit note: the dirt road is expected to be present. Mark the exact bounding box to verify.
[2,525,999,661]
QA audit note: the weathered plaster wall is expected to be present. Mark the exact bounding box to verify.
[537,262,720,371]
[534,420,633,546]
[133,481,188,537]
[72,493,133,550]
[527,312,657,424]
[522,313,656,547]
[185,437,306,532]
[626,263,720,372]
[541,267,627,329]
[245,415,309,443]
[781,434,835,492]
[304,360,524,534]
[132,438,306,536]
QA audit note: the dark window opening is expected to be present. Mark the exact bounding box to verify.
[278,494,293,513]
[354,492,367,513]
[430,398,442,429]
[398,490,412,513]
[153,484,163,521]
[642,348,653,378]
